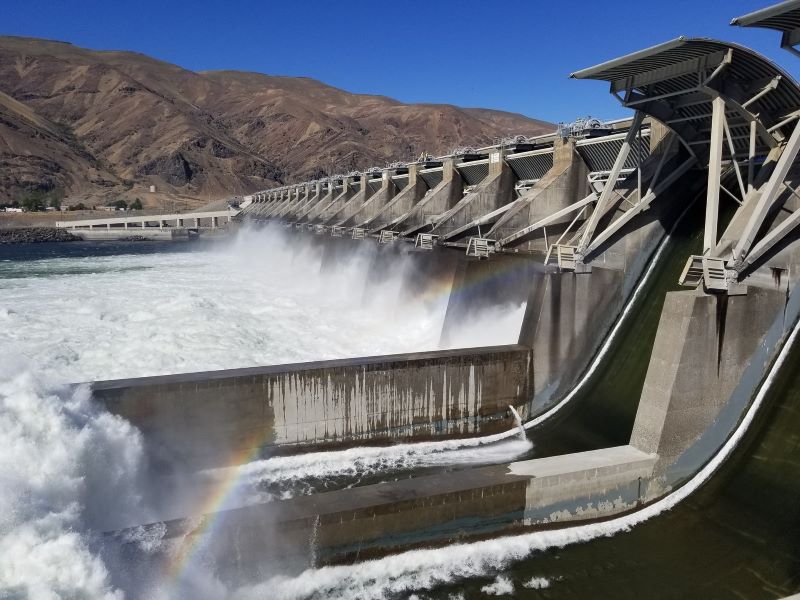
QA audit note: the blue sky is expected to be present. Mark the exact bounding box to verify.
[4,1,800,125]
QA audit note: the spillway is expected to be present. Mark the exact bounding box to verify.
[429,321,800,599]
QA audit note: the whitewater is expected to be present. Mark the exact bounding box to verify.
[0,228,530,598]
[0,229,521,382]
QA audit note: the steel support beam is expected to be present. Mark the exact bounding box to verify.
[577,110,644,256]
[584,156,695,255]
[497,192,597,249]
[704,96,726,254]
[744,204,800,268]
[733,118,800,264]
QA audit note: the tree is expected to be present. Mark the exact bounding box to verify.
[21,195,46,212]
[129,198,143,211]
[110,199,128,210]
[17,188,63,212]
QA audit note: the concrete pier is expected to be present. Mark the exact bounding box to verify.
[366,164,429,233]
[279,183,318,219]
[431,150,515,241]
[296,181,335,223]
[346,169,399,228]
[488,138,590,253]
[632,284,797,492]
[398,158,465,236]
[326,175,380,226]
[316,176,358,223]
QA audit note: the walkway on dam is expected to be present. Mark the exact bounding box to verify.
[55,208,239,230]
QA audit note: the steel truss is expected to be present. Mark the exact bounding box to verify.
[572,37,800,292]
[496,117,692,270]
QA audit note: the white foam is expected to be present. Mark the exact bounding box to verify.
[208,435,533,505]
[0,226,522,383]
[0,362,150,599]
[0,228,534,596]
[523,576,551,589]
[481,575,514,596]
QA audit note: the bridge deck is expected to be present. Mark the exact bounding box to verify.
[56,209,238,228]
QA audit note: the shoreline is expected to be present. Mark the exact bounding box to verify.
[0,227,79,244]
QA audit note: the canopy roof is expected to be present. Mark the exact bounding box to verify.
[731,1,800,34]
[571,37,800,160]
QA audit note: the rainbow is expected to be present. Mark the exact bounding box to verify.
[163,250,537,587]
[163,428,270,588]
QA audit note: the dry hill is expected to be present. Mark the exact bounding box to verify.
[0,36,553,208]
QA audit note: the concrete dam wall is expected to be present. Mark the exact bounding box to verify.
[92,201,683,471]
[93,345,530,470]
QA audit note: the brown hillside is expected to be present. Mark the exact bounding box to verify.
[0,36,553,207]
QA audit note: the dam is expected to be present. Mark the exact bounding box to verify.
[5,2,800,599]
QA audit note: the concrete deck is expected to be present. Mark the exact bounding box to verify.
[56,209,238,229]
[126,444,655,570]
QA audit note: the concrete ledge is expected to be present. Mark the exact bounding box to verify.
[92,344,532,469]
[122,445,655,571]
[72,229,190,241]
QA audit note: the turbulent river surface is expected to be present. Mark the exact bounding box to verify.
[1,225,798,599]
[0,232,520,382]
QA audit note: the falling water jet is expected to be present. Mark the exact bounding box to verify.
[508,405,526,441]
[309,514,321,567]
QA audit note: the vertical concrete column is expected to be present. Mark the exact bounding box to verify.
[552,136,575,167]
[124,221,128,229]
[407,163,419,186]
[194,217,199,228]
[442,157,457,183]
[488,148,505,176]
[106,223,110,229]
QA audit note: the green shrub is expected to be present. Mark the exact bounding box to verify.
[18,188,64,212]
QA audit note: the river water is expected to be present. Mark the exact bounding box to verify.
[1,222,797,599]
[0,228,529,598]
